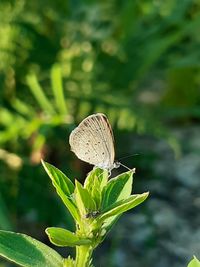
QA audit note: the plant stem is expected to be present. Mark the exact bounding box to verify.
[75,245,94,267]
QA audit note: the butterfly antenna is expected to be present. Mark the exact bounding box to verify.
[118,153,141,161]
[119,162,132,171]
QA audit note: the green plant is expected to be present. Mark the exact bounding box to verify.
[0,160,148,266]
[187,256,200,267]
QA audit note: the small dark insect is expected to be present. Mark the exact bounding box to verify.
[85,210,100,219]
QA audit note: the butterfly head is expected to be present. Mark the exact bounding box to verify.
[113,161,120,169]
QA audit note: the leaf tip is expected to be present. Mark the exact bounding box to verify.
[45,227,50,235]
[41,159,49,175]
[131,167,136,173]
[41,158,46,167]
[143,191,150,198]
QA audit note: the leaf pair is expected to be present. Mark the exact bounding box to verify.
[87,168,148,232]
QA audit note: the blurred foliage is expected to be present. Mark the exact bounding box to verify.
[0,0,200,266]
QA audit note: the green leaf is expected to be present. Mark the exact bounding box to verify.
[46,227,92,247]
[102,170,134,209]
[41,160,79,221]
[84,168,108,191]
[26,73,55,114]
[100,170,135,232]
[51,64,67,115]
[84,168,108,209]
[63,256,75,267]
[75,180,96,216]
[11,98,35,117]
[0,230,63,267]
[41,160,74,195]
[188,256,200,267]
[99,192,149,222]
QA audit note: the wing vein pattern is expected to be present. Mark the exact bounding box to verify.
[69,113,115,170]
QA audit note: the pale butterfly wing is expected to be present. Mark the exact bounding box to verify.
[69,113,115,170]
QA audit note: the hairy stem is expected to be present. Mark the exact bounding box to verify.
[75,245,94,267]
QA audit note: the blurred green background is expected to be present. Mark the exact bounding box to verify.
[0,0,200,266]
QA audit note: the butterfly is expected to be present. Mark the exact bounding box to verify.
[69,113,121,172]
